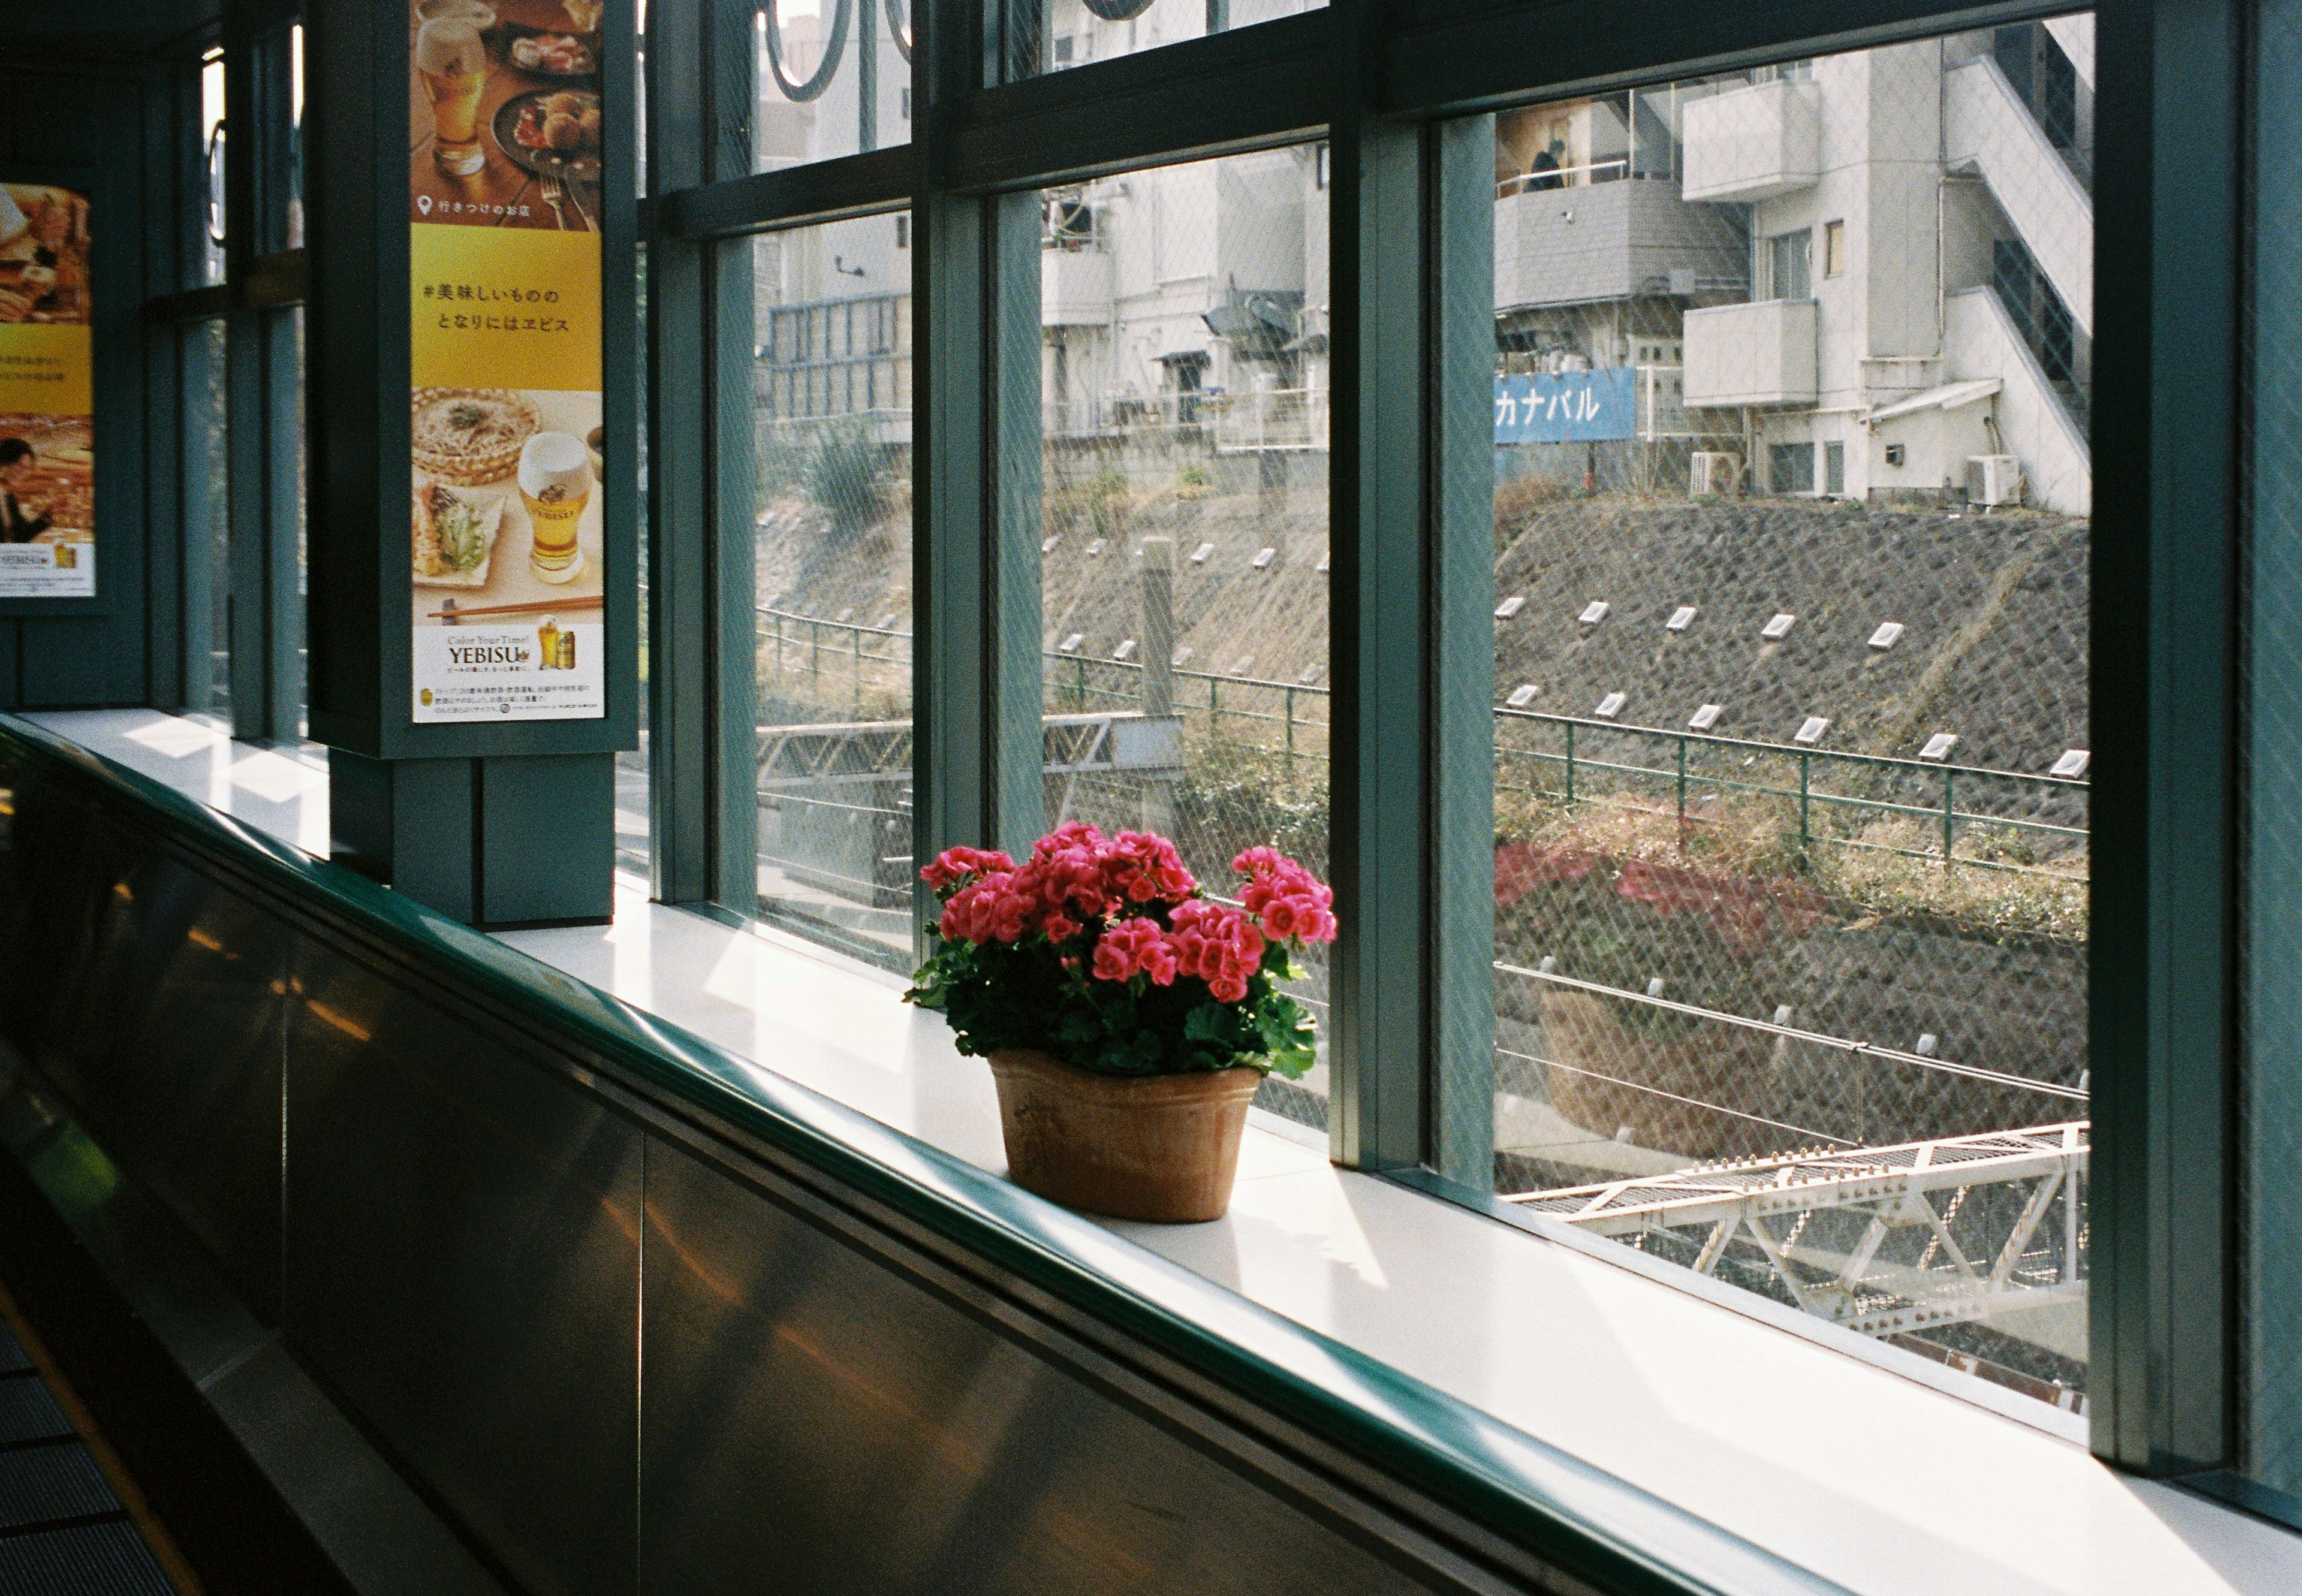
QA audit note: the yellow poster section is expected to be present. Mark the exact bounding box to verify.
[411,224,601,393]
[0,324,93,416]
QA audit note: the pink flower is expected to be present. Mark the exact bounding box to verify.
[1104,831,1197,904]
[922,846,1016,891]
[1232,847,1336,944]
[1169,900,1267,1004]
[1091,916,1178,985]
[938,871,1036,944]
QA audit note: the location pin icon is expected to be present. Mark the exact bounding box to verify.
[418,195,433,216]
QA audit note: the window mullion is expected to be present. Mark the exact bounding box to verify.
[1328,4,1432,1171]
[1430,114,1499,1191]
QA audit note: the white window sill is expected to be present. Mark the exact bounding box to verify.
[34,710,2302,1596]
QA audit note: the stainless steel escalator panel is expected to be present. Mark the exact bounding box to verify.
[640,1140,1439,1596]
[284,946,641,1596]
[35,834,290,1320]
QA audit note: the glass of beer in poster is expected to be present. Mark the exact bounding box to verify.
[416,16,491,177]
[520,432,590,583]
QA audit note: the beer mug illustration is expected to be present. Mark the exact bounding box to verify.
[519,432,592,583]
[537,616,559,668]
[416,17,492,177]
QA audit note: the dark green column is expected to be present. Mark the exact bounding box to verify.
[303,0,640,928]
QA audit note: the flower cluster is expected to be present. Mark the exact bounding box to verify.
[1233,846,1339,945]
[1166,900,1267,1003]
[929,822,1198,948]
[908,824,1333,1079]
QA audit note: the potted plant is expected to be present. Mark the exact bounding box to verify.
[905,822,1334,1223]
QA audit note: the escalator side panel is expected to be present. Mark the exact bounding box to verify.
[284,943,642,1596]
[640,1138,1437,1596]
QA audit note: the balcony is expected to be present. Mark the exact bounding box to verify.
[1682,298,1819,406]
[1041,245,1114,326]
[1493,177,1747,312]
[1681,77,1822,203]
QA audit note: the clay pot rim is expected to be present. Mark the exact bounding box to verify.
[987,1046,1264,1102]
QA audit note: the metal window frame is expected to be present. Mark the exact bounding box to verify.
[134,7,309,741]
[640,0,2252,1479]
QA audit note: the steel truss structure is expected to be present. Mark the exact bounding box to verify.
[1507,1123,2088,1340]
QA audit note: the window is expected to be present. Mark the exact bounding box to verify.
[201,49,227,286]
[1767,228,1812,301]
[1474,23,2093,1417]
[1025,145,1332,1129]
[182,319,231,716]
[2247,0,2302,1514]
[1005,0,1328,80]
[752,216,915,967]
[754,0,911,171]
[1768,439,1815,493]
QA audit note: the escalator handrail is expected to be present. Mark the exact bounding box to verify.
[0,714,1843,1596]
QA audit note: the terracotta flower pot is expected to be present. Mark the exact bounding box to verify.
[987,1048,1263,1223]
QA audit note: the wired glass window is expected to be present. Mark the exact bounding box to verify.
[752,0,910,171]
[1002,0,1325,81]
[201,51,227,286]
[1025,147,1333,1130]
[752,215,914,968]
[2246,0,2302,1513]
[1468,23,2093,1417]
[182,319,231,717]
[287,24,306,249]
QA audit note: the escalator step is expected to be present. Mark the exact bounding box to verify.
[0,1519,176,1596]
[0,1442,117,1535]
[0,1329,29,1378]
[0,1380,71,1449]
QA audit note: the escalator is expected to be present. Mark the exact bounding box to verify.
[0,713,1839,1596]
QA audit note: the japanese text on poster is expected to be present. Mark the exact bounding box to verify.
[408,0,606,723]
[0,183,94,599]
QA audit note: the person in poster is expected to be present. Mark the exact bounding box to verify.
[0,183,95,598]
[408,0,606,723]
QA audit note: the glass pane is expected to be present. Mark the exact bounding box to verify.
[288,24,306,249]
[752,215,914,967]
[1466,23,2093,1413]
[1002,0,1324,80]
[2247,0,2302,1512]
[622,243,652,882]
[753,0,911,171]
[201,52,227,286]
[1029,146,1333,1130]
[182,319,231,717]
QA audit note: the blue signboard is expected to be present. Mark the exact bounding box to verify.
[1494,368,1638,444]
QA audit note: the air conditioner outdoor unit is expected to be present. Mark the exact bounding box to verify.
[1966,454,2021,508]
[1689,452,1741,497]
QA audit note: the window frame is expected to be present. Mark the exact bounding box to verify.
[142,5,308,742]
[639,0,2255,1493]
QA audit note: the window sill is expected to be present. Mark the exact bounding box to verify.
[35,710,2302,1596]
[503,883,2300,1596]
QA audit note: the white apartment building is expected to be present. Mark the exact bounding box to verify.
[752,19,2092,516]
[1495,22,2093,512]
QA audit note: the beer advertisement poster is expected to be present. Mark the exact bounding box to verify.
[408,0,606,723]
[0,183,95,599]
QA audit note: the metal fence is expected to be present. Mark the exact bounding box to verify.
[757,605,2089,876]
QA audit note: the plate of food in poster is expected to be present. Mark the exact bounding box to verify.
[409,386,605,721]
[494,89,604,185]
[505,26,598,78]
